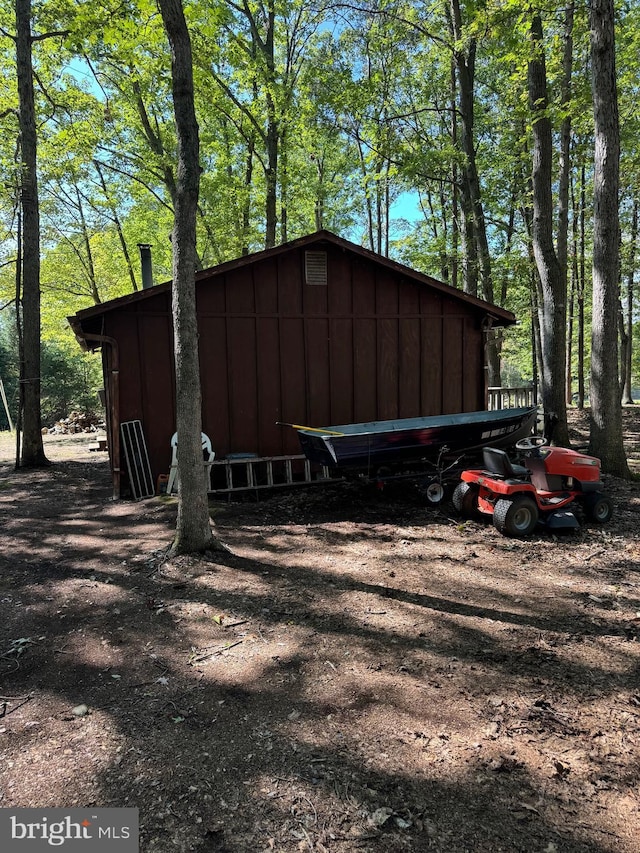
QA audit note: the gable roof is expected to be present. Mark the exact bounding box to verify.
[68,229,516,347]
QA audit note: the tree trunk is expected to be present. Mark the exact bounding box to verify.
[74,183,101,304]
[280,124,288,244]
[459,186,478,298]
[559,2,574,407]
[314,154,325,231]
[133,80,177,206]
[588,0,629,476]
[449,58,459,291]
[357,131,376,252]
[567,172,579,406]
[528,13,569,446]
[242,117,256,256]
[14,210,24,466]
[531,280,541,405]
[621,200,636,404]
[265,99,278,248]
[556,2,574,280]
[15,0,47,467]
[95,161,139,292]
[157,0,222,553]
[448,56,468,294]
[263,2,278,248]
[448,0,499,386]
[566,239,576,406]
[577,163,586,409]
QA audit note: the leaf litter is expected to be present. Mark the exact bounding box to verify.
[0,411,638,851]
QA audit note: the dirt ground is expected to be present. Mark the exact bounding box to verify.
[0,409,639,853]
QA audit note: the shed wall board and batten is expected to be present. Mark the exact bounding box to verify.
[69,230,515,497]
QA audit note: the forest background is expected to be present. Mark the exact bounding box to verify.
[0,0,637,435]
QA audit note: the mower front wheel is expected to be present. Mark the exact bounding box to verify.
[493,496,539,538]
[584,492,613,524]
[452,482,481,519]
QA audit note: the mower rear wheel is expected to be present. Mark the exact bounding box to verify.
[493,496,539,537]
[452,482,480,519]
[584,492,613,524]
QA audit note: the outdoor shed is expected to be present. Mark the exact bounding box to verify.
[68,230,516,497]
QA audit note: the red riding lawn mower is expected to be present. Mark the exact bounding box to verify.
[452,436,613,538]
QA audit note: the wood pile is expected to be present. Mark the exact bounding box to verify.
[43,411,105,435]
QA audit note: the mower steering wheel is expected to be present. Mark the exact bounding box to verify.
[515,435,548,452]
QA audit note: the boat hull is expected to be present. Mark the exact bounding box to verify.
[295,407,537,471]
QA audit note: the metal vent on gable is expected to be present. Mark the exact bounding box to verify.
[305,250,328,285]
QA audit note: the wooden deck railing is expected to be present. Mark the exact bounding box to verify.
[487,386,536,410]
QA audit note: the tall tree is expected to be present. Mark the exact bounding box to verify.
[156,0,222,553]
[527,13,569,446]
[588,0,629,475]
[447,0,500,384]
[556,1,574,377]
[620,199,636,405]
[15,0,47,466]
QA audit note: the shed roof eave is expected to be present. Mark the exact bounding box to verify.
[67,230,518,334]
[483,307,517,327]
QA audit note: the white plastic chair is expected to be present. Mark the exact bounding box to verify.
[167,431,215,494]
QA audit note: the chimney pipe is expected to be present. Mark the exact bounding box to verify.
[138,244,153,290]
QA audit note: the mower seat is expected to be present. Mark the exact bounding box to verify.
[482,447,529,480]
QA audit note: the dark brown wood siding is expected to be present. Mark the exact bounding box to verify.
[100,241,488,491]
